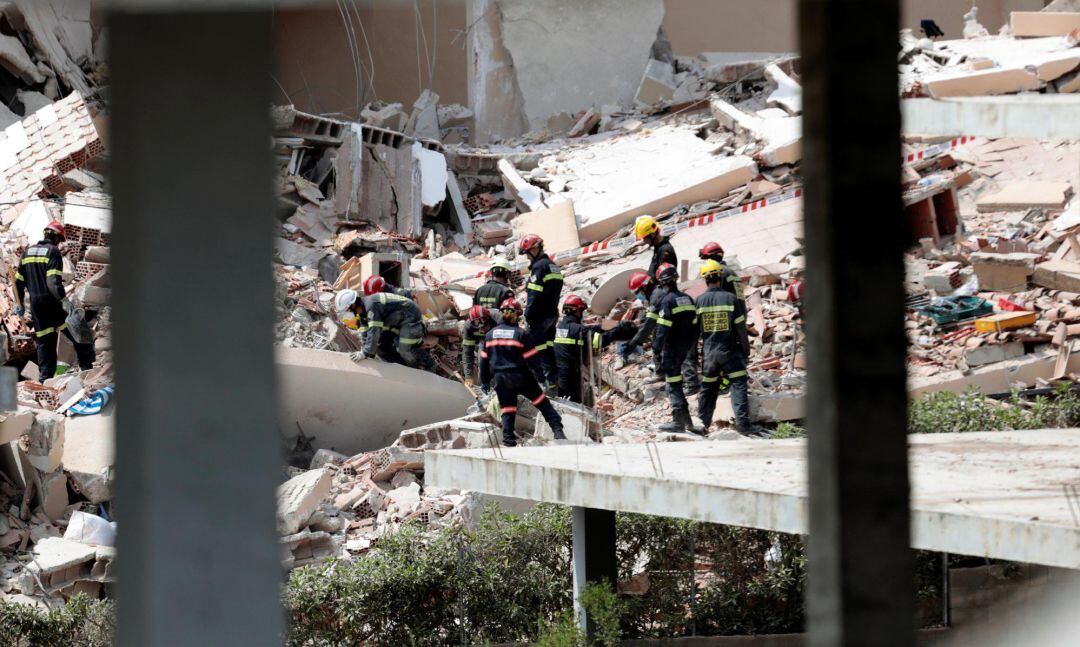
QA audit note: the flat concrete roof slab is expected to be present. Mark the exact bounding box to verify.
[427,429,1080,569]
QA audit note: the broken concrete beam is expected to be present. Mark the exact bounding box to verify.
[25,411,64,473]
[710,97,801,166]
[361,102,407,131]
[567,109,601,138]
[535,397,602,441]
[1034,260,1080,292]
[277,347,472,455]
[1011,12,1080,37]
[635,59,676,107]
[963,341,1025,368]
[27,537,96,590]
[498,159,545,212]
[276,467,332,536]
[764,63,801,115]
[976,181,1073,212]
[970,252,1041,292]
[62,411,114,504]
[699,52,786,83]
[714,391,805,424]
[923,67,1041,99]
[405,89,440,140]
[446,171,473,236]
[0,410,34,445]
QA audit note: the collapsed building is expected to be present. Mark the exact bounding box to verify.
[1,0,1080,615]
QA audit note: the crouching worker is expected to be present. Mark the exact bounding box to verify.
[357,291,436,373]
[461,305,495,386]
[480,298,565,446]
[696,260,753,435]
[336,288,403,365]
[554,293,636,403]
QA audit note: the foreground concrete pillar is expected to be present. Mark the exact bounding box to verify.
[572,506,617,637]
[800,0,913,645]
[109,10,281,646]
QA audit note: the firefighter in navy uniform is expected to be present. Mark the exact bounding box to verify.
[14,221,94,382]
[635,215,677,281]
[698,241,745,306]
[473,258,514,309]
[356,291,435,372]
[652,264,700,433]
[696,260,754,435]
[460,305,495,386]
[553,294,636,403]
[518,234,562,389]
[480,298,565,446]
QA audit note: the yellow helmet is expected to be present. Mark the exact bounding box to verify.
[490,258,512,274]
[634,215,659,240]
[700,259,725,279]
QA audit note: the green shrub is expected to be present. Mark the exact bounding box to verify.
[0,595,113,647]
[908,384,1080,434]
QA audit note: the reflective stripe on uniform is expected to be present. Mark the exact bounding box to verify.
[35,322,68,338]
[377,293,409,304]
[522,348,539,359]
[542,273,563,282]
[671,305,696,315]
[399,337,423,344]
[46,269,63,277]
[697,304,734,313]
[532,393,547,405]
[665,375,682,383]
[656,318,672,327]
[526,282,544,291]
[486,339,523,349]
[592,332,601,350]
[734,316,746,324]
[21,257,49,264]
[462,339,478,346]
[533,341,553,351]
[500,406,518,414]
[645,312,659,321]
[368,321,385,329]
[14,272,22,281]
[701,375,719,383]
[727,370,747,379]
[554,337,582,345]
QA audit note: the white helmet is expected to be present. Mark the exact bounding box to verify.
[335,289,358,313]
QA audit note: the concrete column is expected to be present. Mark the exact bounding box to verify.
[109,10,282,646]
[572,506,617,637]
[800,0,913,645]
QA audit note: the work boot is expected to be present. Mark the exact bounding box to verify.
[658,409,690,433]
[679,409,702,434]
[503,438,518,448]
[551,423,567,441]
[697,417,712,435]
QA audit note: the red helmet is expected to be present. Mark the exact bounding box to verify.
[518,234,543,254]
[499,297,523,316]
[362,275,387,296]
[699,241,724,260]
[45,221,65,239]
[656,264,679,284]
[467,304,493,331]
[562,293,587,313]
[628,271,651,293]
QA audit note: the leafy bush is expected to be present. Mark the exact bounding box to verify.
[0,595,113,647]
[908,384,1080,434]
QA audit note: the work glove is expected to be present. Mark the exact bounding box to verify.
[13,304,24,317]
[349,351,369,364]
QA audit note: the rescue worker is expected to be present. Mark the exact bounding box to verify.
[696,260,753,435]
[336,289,405,364]
[479,298,565,446]
[14,221,94,382]
[698,241,745,304]
[619,270,664,361]
[652,264,699,432]
[787,272,805,323]
[473,258,514,309]
[356,290,435,372]
[363,274,412,299]
[635,215,677,281]
[554,294,636,403]
[461,304,495,386]
[518,234,562,389]
[626,263,699,395]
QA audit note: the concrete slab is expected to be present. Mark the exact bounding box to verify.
[511,199,580,255]
[976,181,1073,213]
[276,347,473,455]
[62,406,114,504]
[428,429,1080,568]
[1011,12,1080,37]
[902,96,1080,140]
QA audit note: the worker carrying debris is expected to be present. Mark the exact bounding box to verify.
[653,264,700,433]
[345,289,436,373]
[696,260,755,436]
[636,215,677,281]
[15,221,95,382]
[554,294,636,403]
[461,304,495,385]
[363,274,412,299]
[473,259,514,309]
[480,298,565,446]
[698,242,745,303]
[518,234,563,391]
